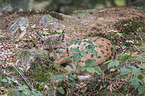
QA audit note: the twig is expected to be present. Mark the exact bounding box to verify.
[13,60,33,90]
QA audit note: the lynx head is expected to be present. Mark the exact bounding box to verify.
[43,33,67,60]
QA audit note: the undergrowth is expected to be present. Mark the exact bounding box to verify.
[1,39,145,96]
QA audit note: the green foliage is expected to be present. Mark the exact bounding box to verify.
[50,73,67,81]
[80,50,87,57]
[69,39,100,74]
[57,87,65,94]
[82,66,102,74]
[120,67,131,75]
[1,77,15,84]
[120,64,145,94]
[85,59,96,66]
[16,86,41,96]
[104,59,119,71]
[67,73,77,81]
[81,59,102,74]
[1,77,42,96]
[50,73,77,95]
[50,73,77,82]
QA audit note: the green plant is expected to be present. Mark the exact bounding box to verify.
[1,77,42,96]
[120,64,145,94]
[1,77,15,85]
[50,72,77,95]
[66,39,102,74]
[104,59,119,72]
[15,85,41,96]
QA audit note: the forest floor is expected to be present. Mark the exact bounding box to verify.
[0,6,145,95]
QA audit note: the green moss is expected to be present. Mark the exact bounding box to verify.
[28,64,66,82]
[17,50,30,58]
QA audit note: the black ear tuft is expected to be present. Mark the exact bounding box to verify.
[59,33,65,41]
[59,29,66,41]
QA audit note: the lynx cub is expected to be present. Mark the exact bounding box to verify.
[53,34,116,76]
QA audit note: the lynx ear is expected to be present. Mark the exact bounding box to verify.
[59,33,65,42]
